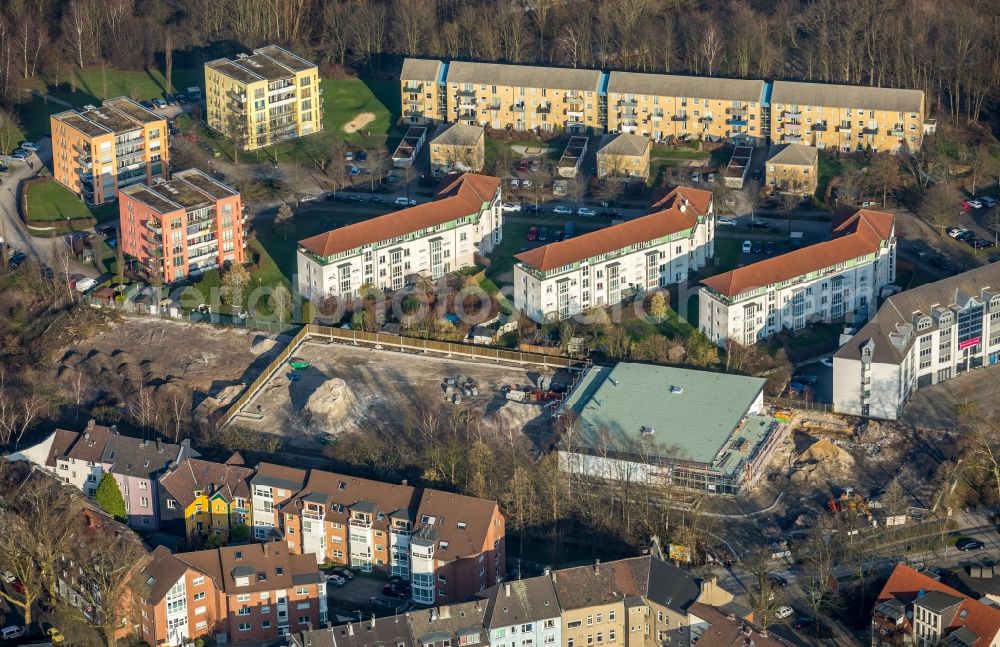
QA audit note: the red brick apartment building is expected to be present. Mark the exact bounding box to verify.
[250,463,506,605]
[118,168,245,283]
[130,542,326,645]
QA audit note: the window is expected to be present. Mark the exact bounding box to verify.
[195,606,206,615]
[193,592,205,601]
[239,623,252,632]
[140,497,149,507]
[587,616,594,626]
[167,499,177,509]
[263,620,272,629]
[608,631,616,643]
[608,611,615,622]
[239,606,251,616]
[596,614,603,624]
[237,594,251,602]
[139,481,148,490]
[568,621,582,629]
[297,616,311,625]
[235,576,250,587]
[296,586,309,595]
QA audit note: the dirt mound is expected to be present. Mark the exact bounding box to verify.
[797,438,854,466]
[343,112,375,134]
[305,378,357,428]
[250,335,277,355]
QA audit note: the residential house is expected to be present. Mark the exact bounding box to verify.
[514,187,714,322]
[251,463,506,606]
[158,454,254,541]
[481,576,561,647]
[833,262,1000,420]
[297,173,502,299]
[686,603,788,647]
[50,97,169,205]
[118,168,245,283]
[699,209,896,346]
[130,542,327,646]
[872,564,1000,647]
[430,123,486,177]
[595,133,651,181]
[401,58,447,125]
[205,45,322,150]
[764,143,819,196]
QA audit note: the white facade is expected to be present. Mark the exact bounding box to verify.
[489,614,561,647]
[252,484,277,540]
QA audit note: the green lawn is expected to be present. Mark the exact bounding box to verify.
[248,237,288,288]
[486,222,532,285]
[25,180,118,226]
[31,65,202,105]
[252,209,354,284]
[712,238,742,273]
[772,323,843,363]
[13,96,68,147]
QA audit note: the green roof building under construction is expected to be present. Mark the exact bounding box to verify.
[556,363,781,494]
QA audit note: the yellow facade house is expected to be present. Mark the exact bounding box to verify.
[205,45,322,151]
[765,143,819,195]
[158,455,254,541]
[595,133,651,180]
[401,58,446,125]
[429,123,486,176]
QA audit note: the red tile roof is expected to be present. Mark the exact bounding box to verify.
[701,208,893,298]
[515,186,712,272]
[877,565,1000,647]
[299,173,500,257]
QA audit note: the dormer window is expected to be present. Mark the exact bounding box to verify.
[235,576,250,586]
[338,481,346,491]
[457,521,467,530]
[440,541,449,550]
[235,551,243,559]
[916,317,931,331]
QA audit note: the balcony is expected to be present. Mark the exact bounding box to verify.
[536,104,552,114]
[621,121,638,133]
[782,110,802,120]
[726,107,748,117]
[566,109,583,118]
[862,127,879,135]
[349,517,372,529]
[455,89,476,98]
[651,112,664,122]
[145,221,162,235]
[403,109,422,118]
[726,119,748,126]
[458,96,477,107]
[618,99,638,108]
[458,109,477,120]
[565,95,584,105]
[783,134,803,142]
[189,246,219,263]
[511,103,525,112]
[811,122,828,132]
[889,127,904,137]
[146,245,163,259]
[671,114,688,122]
[836,124,853,132]
[700,115,713,123]
[403,82,423,93]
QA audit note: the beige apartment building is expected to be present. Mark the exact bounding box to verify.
[429,123,486,176]
[765,143,819,195]
[51,97,169,205]
[205,45,322,151]
[595,133,651,180]
[770,81,927,152]
[401,58,446,125]
[605,72,766,144]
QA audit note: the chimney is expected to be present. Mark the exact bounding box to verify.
[370,613,376,629]
[110,424,118,434]
[543,566,551,576]
[430,609,437,622]
[594,559,600,574]
[181,438,191,448]
[157,440,164,453]
[551,570,557,584]
[402,479,408,486]
[87,419,96,430]
[504,583,511,596]
[348,623,354,636]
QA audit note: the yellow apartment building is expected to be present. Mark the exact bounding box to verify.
[401,58,446,125]
[765,143,819,195]
[429,122,486,176]
[204,45,322,150]
[605,72,766,145]
[770,81,926,153]
[595,132,651,180]
[50,97,168,205]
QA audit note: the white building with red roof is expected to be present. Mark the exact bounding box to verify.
[296,173,501,299]
[698,208,895,346]
[513,186,715,322]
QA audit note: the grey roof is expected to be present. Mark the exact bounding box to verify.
[597,133,650,158]
[482,576,560,628]
[406,601,486,645]
[559,363,766,466]
[915,590,963,614]
[447,61,602,93]
[607,71,765,103]
[766,143,818,166]
[771,80,923,113]
[402,58,444,81]
[102,434,197,480]
[552,555,700,613]
[432,123,485,147]
[290,628,338,647]
[835,263,1000,364]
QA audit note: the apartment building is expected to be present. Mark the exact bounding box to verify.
[118,168,245,283]
[871,565,1000,647]
[699,209,896,346]
[770,81,926,153]
[430,123,486,177]
[10,421,198,530]
[205,45,322,150]
[401,58,446,125]
[606,72,766,144]
[158,454,254,541]
[130,542,326,646]
[514,187,714,322]
[686,604,785,647]
[595,133,651,180]
[50,97,168,205]
[482,577,561,647]
[834,263,1000,420]
[297,173,502,300]
[250,462,506,606]
[764,143,818,196]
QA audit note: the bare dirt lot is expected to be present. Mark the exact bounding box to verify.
[232,341,556,449]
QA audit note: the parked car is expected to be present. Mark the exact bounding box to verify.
[164,94,177,106]
[792,618,814,631]
[717,217,737,226]
[368,196,386,204]
[769,574,788,587]
[10,150,30,160]
[345,151,354,161]
[46,628,66,644]
[11,580,25,594]
[8,252,27,268]
[962,199,983,210]
[776,606,794,619]
[794,373,819,385]
[0,571,14,584]
[355,150,368,162]
[382,584,408,599]
[968,238,994,249]
[1,626,25,640]
[526,227,538,241]
[516,161,530,172]
[577,207,596,217]
[501,201,522,212]
[394,197,416,207]
[538,228,548,241]
[788,381,810,395]
[19,141,38,152]
[74,277,97,293]
[765,241,775,255]
[947,227,969,238]
[333,568,354,581]
[176,94,189,105]
[553,205,573,215]
[742,240,752,253]
[139,100,155,110]
[820,357,834,368]
[326,574,346,586]
[523,204,546,214]
[752,241,762,254]
[510,178,520,188]
[981,196,998,208]
[553,231,565,242]
[600,209,622,219]
[691,172,701,182]
[152,98,167,109]
[747,219,770,229]
[707,173,716,182]
[521,178,533,188]
[957,538,985,551]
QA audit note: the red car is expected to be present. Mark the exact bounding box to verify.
[526,226,539,241]
[516,161,530,172]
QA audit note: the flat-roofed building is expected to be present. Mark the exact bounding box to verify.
[765,143,819,196]
[51,97,169,205]
[595,132,651,180]
[833,262,1000,420]
[513,187,714,322]
[556,362,778,494]
[429,123,486,177]
[770,81,926,153]
[297,173,501,299]
[401,58,446,125]
[699,209,896,346]
[205,45,321,150]
[606,72,767,144]
[119,169,244,283]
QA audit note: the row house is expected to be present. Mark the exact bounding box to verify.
[9,421,198,530]
[158,454,254,541]
[770,81,928,153]
[297,173,502,300]
[130,542,326,646]
[699,209,896,346]
[401,58,447,125]
[514,187,714,322]
[51,97,169,205]
[251,462,506,606]
[482,578,562,647]
[834,262,1000,420]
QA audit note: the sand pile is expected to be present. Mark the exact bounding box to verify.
[250,335,278,355]
[797,438,854,466]
[305,378,357,427]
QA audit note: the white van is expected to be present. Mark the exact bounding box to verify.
[1,626,25,640]
[75,277,98,293]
